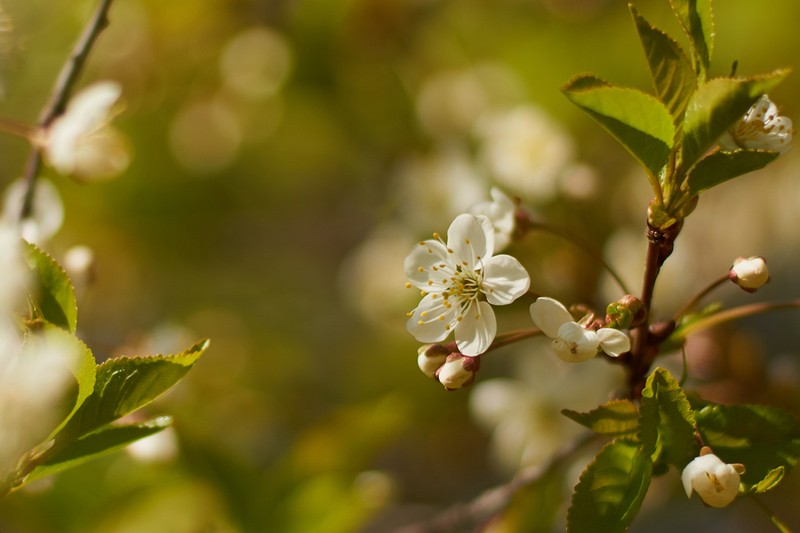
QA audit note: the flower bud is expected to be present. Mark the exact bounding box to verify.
[417,344,449,378]
[681,447,744,508]
[435,353,480,390]
[605,295,645,329]
[729,256,769,292]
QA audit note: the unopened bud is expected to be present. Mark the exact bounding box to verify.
[681,447,743,508]
[729,256,769,292]
[606,295,645,329]
[417,344,450,378]
[435,353,480,390]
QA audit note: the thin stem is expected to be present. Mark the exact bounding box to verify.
[629,235,661,393]
[486,327,542,353]
[673,299,800,341]
[672,274,729,322]
[19,0,116,219]
[750,494,792,533]
[529,222,631,295]
[0,117,36,140]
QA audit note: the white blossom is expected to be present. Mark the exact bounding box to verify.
[405,214,530,356]
[682,450,743,508]
[718,95,792,154]
[729,256,769,292]
[467,187,516,251]
[436,353,480,390]
[41,81,131,181]
[530,297,630,362]
[417,344,449,379]
[1,178,64,244]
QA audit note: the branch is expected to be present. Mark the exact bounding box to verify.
[20,0,116,219]
[396,434,595,533]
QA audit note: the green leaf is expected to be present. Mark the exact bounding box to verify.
[56,339,208,442]
[562,400,639,438]
[24,241,77,333]
[695,403,800,485]
[686,149,779,195]
[28,417,172,482]
[638,368,696,467]
[668,0,713,77]
[567,439,652,533]
[630,6,696,124]
[34,326,97,439]
[680,72,788,172]
[562,75,674,179]
[748,466,784,494]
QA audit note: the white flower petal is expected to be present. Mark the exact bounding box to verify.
[456,301,496,356]
[404,238,450,290]
[682,454,740,508]
[597,328,631,357]
[447,213,494,267]
[552,322,599,362]
[406,293,458,343]
[481,254,530,305]
[467,187,515,251]
[530,297,573,338]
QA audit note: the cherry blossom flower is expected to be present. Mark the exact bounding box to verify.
[718,95,793,154]
[530,297,630,362]
[405,214,530,356]
[682,448,744,508]
[1,178,64,244]
[467,187,516,251]
[729,256,769,292]
[39,81,131,181]
[436,352,481,390]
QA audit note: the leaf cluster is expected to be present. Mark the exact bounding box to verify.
[562,1,787,230]
[0,243,207,496]
[562,368,800,532]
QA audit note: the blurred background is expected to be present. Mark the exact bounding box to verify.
[0,0,798,531]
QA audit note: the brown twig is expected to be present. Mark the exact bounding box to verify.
[19,0,116,219]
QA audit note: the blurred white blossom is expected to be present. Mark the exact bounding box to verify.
[718,95,792,154]
[729,256,769,292]
[41,81,130,181]
[126,424,178,463]
[470,350,624,472]
[1,178,64,244]
[405,214,530,356]
[219,26,292,101]
[475,105,574,201]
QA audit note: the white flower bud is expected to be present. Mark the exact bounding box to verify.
[435,353,480,390]
[681,449,743,508]
[729,256,769,292]
[417,344,448,379]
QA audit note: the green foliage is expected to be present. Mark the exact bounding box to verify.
[24,242,77,333]
[694,404,800,485]
[28,417,172,482]
[567,439,652,533]
[686,149,780,195]
[667,0,714,78]
[638,368,696,467]
[561,75,674,182]
[749,467,785,494]
[630,6,696,125]
[562,400,639,438]
[54,339,209,444]
[563,0,787,225]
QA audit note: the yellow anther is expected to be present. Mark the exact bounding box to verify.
[457,315,462,321]
[421,291,427,296]
[438,315,445,321]
[405,282,412,288]
[465,239,470,244]
[427,280,433,286]
[418,266,424,273]
[418,241,425,246]
[447,248,454,254]
[421,311,428,317]
[418,320,424,325]
[406,311,413,317]
[433,232,441,239]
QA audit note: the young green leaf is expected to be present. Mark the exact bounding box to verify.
[748,466,784,495]
[686,149,779,196]
[680,72,788,173]
[562,400,639,438]
[630,6,697,125]
[638,368,696,467]
[567,439,652,533]
[27,416,172,483]
[695,403,800,485]
[668,0,713,78]
[55,339,208,443]
[562,75,674,180]
[23,242,77,333]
